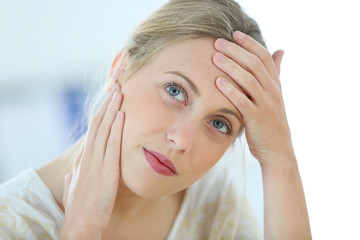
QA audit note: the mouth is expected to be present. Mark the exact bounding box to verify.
[143,148,178,176]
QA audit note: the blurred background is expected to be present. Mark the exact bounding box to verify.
[0,0,359,239]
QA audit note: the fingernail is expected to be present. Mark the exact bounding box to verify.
[215,38,226,49]
[215,52,225,62]
[112,92,119,101]
[116,111,124,121]
[216,77,228,89]
[234,31,245,40]
[112,84,120,93]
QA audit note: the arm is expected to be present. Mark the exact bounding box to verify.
[261,154,311,240]
[213,31,311,239]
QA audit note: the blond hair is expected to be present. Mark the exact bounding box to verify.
[118,0,266,84]
[81,0,266,138]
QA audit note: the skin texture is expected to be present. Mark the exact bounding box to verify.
[117,38,243,199]
[213,32,311,239]
[51,33,312,239]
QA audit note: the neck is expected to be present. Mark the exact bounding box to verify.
[112,176,185,220]
[36,134,184,220]
[36,135,85,211]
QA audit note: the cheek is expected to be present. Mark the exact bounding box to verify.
[120,84,173,147]
[199,144,228,168]
[185,138,230,182]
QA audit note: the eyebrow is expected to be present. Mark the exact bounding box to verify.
[218,108,243,126]
[165,71,243,126]
[165,71,200,96]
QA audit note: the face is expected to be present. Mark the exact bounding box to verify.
[119,38,242,198]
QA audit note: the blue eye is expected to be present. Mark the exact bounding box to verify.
[210,120,231,134]
[168,86,180,96]
[165,83,186,103]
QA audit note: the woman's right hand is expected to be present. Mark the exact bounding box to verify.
[60,85,124,240]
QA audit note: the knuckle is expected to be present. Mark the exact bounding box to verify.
[262,51,272,64]
[273,87,283,103]
[235,94,252,115]
[236,95,247,108]
[268,83,282,103]
[246,76,258,89]
[249,58,263,72]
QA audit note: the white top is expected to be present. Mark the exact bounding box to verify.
[0,165,262,239]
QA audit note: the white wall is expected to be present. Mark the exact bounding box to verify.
[0,0,169,179]
[1,0,359,239]
[246,1,360,239]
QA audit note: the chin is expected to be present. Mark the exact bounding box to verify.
[120,167,182,199]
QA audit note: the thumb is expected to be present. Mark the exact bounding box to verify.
[272,50,285,76]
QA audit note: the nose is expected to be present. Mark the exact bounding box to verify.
[166,121,197,153]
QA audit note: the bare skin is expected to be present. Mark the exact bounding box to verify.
[37,33,311,239]
[37,104,184,240]
[38,145,184,240]
[37,91,184,240]
[213,32,311,239]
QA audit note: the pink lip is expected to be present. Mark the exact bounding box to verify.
[143,148,178,176]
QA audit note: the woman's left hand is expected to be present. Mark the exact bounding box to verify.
[213,31,295,167]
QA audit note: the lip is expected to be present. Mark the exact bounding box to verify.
[143,148,178,176]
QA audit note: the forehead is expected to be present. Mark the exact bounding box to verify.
[149,37,236,105]
[153,38,225,79]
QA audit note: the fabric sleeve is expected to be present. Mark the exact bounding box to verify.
[0,193,59,240]
[234,198,263,240]
[0,205,16,240]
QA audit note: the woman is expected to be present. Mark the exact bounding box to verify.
[0,0,311,239]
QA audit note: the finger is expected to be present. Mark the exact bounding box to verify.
[73,141,85,171]
[215,77,256,121]
[272,50,285,76]
[92,92,124,163]
[234,31,280,84]
[83,85,121,165]
[106,51,130,95]
[104,111,125,171]
[233,31,278,80]
[63,172,73,209]
[214,37,274,90]
[213,52,266,105]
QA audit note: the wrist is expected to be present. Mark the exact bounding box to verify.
[60,227,101,240]
[259,150,297,172]
[61,218,102,240]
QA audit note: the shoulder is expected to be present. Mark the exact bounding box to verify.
[0,169,63,240]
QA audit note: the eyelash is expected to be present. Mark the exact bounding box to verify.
[211,118,234,136]
[162,81,233,136]
[162,81,188,105]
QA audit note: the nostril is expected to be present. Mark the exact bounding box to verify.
[173,141,190,153]
[166,121,197,153]
[166,130,189,152]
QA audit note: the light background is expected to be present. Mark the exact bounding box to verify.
[0,0,359,239]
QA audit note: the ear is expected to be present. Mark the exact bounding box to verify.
[105,50,130,95]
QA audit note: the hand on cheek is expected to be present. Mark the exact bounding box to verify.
[213,31,294,167]
[61,85,125,239]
